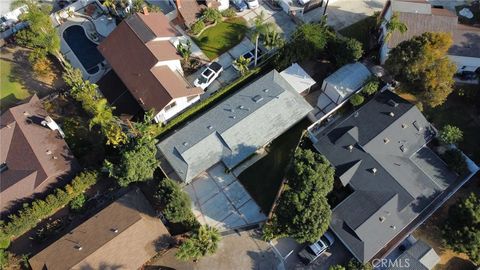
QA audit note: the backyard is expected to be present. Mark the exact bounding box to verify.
[192,17,248,60]
[0,46,64,110]
[338,14,378,52]
[1,59,30,110]
[238,119,310,213]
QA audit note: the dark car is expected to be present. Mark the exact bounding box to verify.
[458,71,478,80]
[230,0,247,11]
[297,231,335,265]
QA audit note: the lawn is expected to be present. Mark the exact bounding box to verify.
[0,59,30,110]
[339,14,377,52]
[192,17,248,60]
[238,119,310,213]
[402,84,480,164]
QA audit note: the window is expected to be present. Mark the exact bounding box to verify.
[164,101,176,111]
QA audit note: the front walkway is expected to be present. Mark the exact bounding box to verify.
[184,163,267,232]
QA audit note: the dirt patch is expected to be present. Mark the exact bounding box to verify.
[0,45,65,98]
[412,174,480,270]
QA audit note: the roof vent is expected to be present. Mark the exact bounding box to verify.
[354,111,359,118]
[182,142,188,146]
[389,112,395,117]
[387,99,399,107]
[371,168,377,175]
[390,225,396,230]
[400,145,407,153]
[53,156,58,160]
[111,228,119,233]
[46,150,52,155]
[0,163,8,173]
[263,89,269,93]
[347,145,353,152]
[139,98,145,105]
[207,125,213,130]
[379,216,386,223]
[252,95,263,103]
[384,138,390,144]
[230,116,236,119]
[239,105,245,109]
[23,111,31,116]
[75,245,83,251]
[402,123,408,129]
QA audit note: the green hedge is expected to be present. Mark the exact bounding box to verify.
[155,62,269,139]
[0,171,99,249]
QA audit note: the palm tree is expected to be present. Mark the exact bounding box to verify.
[251,11,274,66]
[384,12,408,41]
[264,29,284,50]
[176,40,192,63]
[233,55,251,76]
[175,225,221,261]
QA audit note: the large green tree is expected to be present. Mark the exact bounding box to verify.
[106,138,159,187]
[264,148,334,243]
[442,193,480,265]
[275,21,331,70]
[176,225,221,261]
[155,178,197,226]
[439,124,463,145]
[328,36,363,67]
[385,32,456,108]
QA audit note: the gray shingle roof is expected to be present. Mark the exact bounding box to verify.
[388,240,440,270]
[157,70,313,182]
[313,91,457,263]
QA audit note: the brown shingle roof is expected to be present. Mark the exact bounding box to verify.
[98,12,202,113]
[0,95,78,212]
[175,0,206,27]
[387,6,480,58]
[29,189,171,270]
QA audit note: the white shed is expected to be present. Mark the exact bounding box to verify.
[280,63,316,95]
[317,62,371,107]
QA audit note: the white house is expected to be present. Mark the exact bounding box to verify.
[98,11,202,124]
[279,63,316,95]
[379,0,480,72]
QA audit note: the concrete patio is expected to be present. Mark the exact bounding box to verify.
[184,163,267,231]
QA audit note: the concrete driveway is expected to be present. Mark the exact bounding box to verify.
[271,233,352,269]
[148,229,282,270]
[302,0,387,30]
[184,163,267,231]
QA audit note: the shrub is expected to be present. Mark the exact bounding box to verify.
[362,76,380,96]
[202,8,222,23]
[69,194,86,212]
[175,225,221,261]
[0,171,98,249]
[328,36,363,67]
[156,178,198,228]
[221,8,236,18]
[191,20,205,35]
[442,149,468,175]
[350,93,365,107]
[439,125,463,145]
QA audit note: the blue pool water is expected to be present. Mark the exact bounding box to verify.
[63,25,104,74]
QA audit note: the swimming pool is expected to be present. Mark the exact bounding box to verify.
[63,25,104,74]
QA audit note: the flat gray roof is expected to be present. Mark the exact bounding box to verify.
[157,70,313,182]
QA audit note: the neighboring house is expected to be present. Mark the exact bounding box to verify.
[387,240,440,270]
[314,62,371,120]
[29,189,171,270]
[174,0,228,28]
[312,90,459,263]
[157,70,313,183]
[98,11,203,124]
[0,95,79,213]
[379,0,480,71]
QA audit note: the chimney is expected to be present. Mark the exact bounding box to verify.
[347,145,353,152]
[142,6,149,15]
[371,167,377,175]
